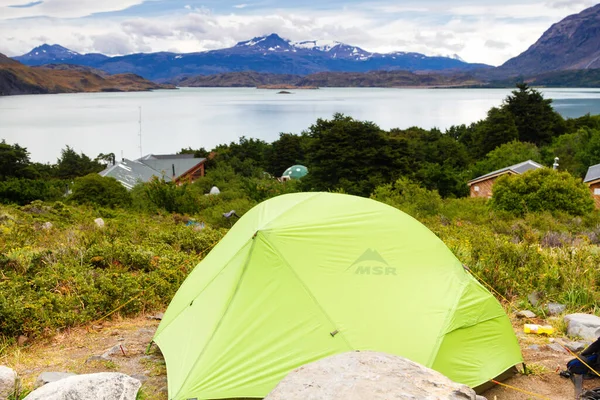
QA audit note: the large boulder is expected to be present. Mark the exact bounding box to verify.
[265,351,485,400]
[34,372,77,389]
[564,313,600,340]
[0,366,17,399]
[24,372,140,400]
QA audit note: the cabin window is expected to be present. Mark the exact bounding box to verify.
[474,186,480,192]
[594,188,600,195]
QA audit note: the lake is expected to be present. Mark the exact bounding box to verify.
[2,87,600,163]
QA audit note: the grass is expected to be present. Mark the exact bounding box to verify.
[3,193,600,353]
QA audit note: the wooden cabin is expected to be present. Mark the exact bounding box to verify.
[584,163,600,208]
[467,160,543,198]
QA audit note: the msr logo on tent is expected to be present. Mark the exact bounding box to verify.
[347,249,397,276]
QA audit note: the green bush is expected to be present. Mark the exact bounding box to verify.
[69,174,131,208]
[490,168,594,216]
[0,179,66,205]
[371,177,442,218]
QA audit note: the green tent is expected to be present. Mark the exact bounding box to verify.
[281,165,308,179]
[154,192,522,400]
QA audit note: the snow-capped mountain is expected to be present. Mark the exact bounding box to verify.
[14,44,108,66]
[14,34,489,81]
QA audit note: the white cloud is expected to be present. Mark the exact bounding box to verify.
[233,4,248,9]
[1,0,144,19]
[0,1,597,66]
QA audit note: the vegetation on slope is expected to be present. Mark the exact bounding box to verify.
[0,53,173,96]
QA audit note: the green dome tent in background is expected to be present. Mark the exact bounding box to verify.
[153,192,523,400]
[281,164,308,180]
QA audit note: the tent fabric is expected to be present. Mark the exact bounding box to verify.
[281,165,308,179]
[153,192,523,400]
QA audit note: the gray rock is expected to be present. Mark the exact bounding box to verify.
[94,218,105,228]
[528,292,541,307]
[546,303,566,316]
[147,312,164,321]
[0,366,17,399]
[516,310,536,319]
[41,222,53,230]
[560,340,588,353]
[564,313,600,340]
[130,374,148,383]
[528,345,540,351]
[34,372,77,389]
[24,372,140,400]
[265,351,483,400]
[547,343,568,354]
[86,355,109,363]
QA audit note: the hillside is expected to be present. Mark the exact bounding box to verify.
[13,34,490,81]
[0,54,173,96]
[500,4,600,76]
[175,70,483,88]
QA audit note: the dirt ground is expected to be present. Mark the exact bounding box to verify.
[1,313,598,399]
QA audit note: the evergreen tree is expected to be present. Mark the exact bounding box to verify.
[474,107,519,157]
[502,83,566,145]
[56,146,103,180]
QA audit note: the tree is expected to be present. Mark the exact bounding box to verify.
[265,133,308,177]
[69,174,131,208]
[473,107,519,157]
[56,146,104,179]
[490,168,594,216]
[502,83,566,145]
[543,128,600,178]
[0,140,39,180]
[302,114,399,196]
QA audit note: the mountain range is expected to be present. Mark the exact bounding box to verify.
[5,3,600,90]
[13,33,490,82]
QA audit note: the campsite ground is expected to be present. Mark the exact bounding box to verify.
[0,313,595,399]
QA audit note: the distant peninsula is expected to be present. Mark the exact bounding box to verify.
[0,53,174,96]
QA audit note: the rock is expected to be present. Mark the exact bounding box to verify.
[147,312,164,321]
[528,345,540,351]
[565,313,600,340]
[86,344,126,363]
[209,186,220,195]
[547,343,568,354]
[528,292,541,307]
[516,310,536,319]
[17,335,28,346]
[546,303,566,316]
[131,374,149,383]
[41,222,52,230]
[94,218,105,228]
[86,355,109,363]
[102,344,127,358]
[0,366,17,399]
[24,372,140,400]
[34,372,77,389]
[560,340,588,353]
[265,351,482,400]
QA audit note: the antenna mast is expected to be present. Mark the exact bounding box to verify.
[138,106,143,158]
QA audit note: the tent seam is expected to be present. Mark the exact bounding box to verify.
[155,193,320,338]
[426,273,469,368]
[173,234,259,399]
[262,231,354,351]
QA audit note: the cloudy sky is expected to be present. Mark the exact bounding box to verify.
[0,0,597,66]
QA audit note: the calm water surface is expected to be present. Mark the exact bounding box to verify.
[2,87,600,163]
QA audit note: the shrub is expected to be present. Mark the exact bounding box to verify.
[490,168,594,216]
[0,178,66,205]
[371,177,442,218]
[69,174,131,208]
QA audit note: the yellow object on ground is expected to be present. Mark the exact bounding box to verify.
[523,324,555,335]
